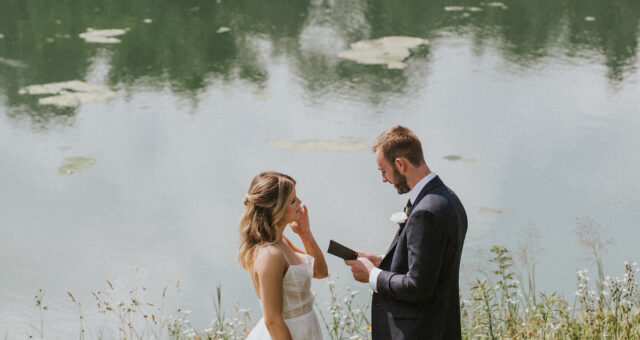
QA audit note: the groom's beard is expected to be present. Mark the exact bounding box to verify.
[392,168,411,194]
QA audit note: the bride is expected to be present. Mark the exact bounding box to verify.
[239,172,328,340]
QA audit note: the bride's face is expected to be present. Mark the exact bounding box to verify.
[281,188,301,226]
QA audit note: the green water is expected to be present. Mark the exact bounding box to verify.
[1,0,639,337]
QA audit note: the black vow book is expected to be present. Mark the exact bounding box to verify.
[327,240,358,260]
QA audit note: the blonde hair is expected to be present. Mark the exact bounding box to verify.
[238,171,296,270]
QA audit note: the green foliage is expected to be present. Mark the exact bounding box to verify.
[463,246,640,340]
[19,246,640,339]
[315,278,371,340]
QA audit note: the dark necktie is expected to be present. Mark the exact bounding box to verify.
[404,199,411,216]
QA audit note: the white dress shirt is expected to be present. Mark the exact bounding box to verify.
[368,172,437,292]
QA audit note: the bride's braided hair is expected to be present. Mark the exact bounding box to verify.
[238,171,296,270]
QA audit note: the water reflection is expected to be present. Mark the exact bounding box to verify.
[1,0,638,125]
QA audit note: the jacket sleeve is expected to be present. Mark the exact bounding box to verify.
[376,209,447,302]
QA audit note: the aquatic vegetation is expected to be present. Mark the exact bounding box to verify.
[269,139,368,152]
[485,2,508,9]
[338,36,429,69]
[443,154,477,163]
[478,207,504,214]
[55,157,96,175]
[0,57,27,68]
[79,28,128,44]
[19,80,116,107]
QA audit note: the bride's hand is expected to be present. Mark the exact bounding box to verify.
[290,204,310,236]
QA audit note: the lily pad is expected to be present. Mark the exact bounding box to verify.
[79,28,127,43]
[269,139,368,152]
[486,2,508,9]
[253,90,269,101]
[55,157,96,175]
[478,207,504,214]
[38,91,116,107]
[338,36,429,70]
[443,154,477,163]
[19,80,116,107]
[443,155,463,161]
[0,57,27,68]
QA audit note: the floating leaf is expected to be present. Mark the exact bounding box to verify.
[338,36,428,69]
[19,80,116,107]
[38,91,116,107]
[20,80,109,95]
[0,57,27,68]
[253,91,268,101]
[443,154,477,163]
[55,157,96,175]
[486,2,508,9]
[269,139,368,152]
[443,155,463,161]
[478,207,504,214]
[79,28,127,43]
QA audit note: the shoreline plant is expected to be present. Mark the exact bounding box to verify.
[12,244,640,339]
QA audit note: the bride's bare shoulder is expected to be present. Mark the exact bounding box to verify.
[253,245,285,271]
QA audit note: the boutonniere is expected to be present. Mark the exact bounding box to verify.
[390,211,408,225]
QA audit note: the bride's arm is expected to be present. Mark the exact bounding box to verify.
[289,204,329,279]
[254,247,293,340]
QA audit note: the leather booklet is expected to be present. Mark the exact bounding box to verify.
[327,240,358,260]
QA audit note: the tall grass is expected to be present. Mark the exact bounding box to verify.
[13,221,640,339]
[19,249,638,339]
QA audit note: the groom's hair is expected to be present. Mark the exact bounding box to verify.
[373,126,425,167]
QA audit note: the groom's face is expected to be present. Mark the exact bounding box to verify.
[376,149,411,194]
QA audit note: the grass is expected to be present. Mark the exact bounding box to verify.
[11,221,640,339]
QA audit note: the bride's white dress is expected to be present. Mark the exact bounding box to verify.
[246,253,323,340]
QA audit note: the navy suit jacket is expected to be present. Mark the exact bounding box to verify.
[372,176,467,340]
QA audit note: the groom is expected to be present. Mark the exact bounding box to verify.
[346,126,467,339]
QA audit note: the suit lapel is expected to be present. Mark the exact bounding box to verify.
[381,175,444,261]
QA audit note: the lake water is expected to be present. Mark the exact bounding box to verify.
[1,0,639,337]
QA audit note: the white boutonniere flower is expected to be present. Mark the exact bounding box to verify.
[390,211,408,224]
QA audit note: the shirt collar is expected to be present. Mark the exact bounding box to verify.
[409,172,436,205]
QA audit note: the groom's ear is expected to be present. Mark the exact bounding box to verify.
[395,157,409,174]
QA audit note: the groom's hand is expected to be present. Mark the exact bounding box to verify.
[345,258,374,283]
[355,250,382,268]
